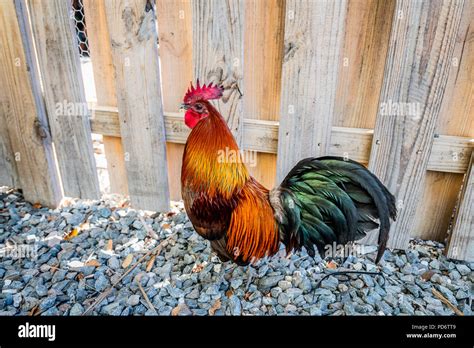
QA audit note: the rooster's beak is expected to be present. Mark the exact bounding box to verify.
[180,103,190,111]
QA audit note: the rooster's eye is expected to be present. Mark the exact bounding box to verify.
[194,104,204,112]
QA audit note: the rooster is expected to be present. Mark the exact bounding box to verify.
[181,81,396,267]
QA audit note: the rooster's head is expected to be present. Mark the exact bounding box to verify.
[181,80,223,128]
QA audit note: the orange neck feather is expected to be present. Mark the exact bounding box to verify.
[181,102,249,199]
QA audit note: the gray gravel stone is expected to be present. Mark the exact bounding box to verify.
[1,188,471,317]
[278,292,290,306]
[258,275,284,290]
[95,275,110,292]
[39,295,57,311]
[69,303,84,316]
[228,296,242,316]
[321,276,338,290]
[127,295,140,306]
[455,264,471,276]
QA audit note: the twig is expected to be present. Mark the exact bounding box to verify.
[432,288,464,316]
[136,276,157,314]
[139,215,159,240]
[82,233,175,316]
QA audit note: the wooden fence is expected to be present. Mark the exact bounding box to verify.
[0,0,472,261]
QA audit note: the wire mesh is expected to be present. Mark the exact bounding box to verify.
[71,0,89,58]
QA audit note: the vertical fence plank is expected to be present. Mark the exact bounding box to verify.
[446,153,473,261]
[104,0,170,211]
[276,0,347,183]
[244,0,285,189]
[192,0,244,146]
[413,3,473,242]
[83,0,129,196]
[334,0,395,131]
[0,0,62,206]
[156,0,193,201]
[0,80,19,187]
[28,0,100,199]
[365,0,465,250]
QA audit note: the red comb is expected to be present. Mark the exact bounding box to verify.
[183,79,224,104]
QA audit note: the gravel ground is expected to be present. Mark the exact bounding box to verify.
[0,187,472,316]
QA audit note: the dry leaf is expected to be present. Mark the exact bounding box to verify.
[106,240,113,251]
[421,270,436,281]
[244,292,251,301]
[119,199,129,208]
[79,221,90,230]
[146,255,156,272]
[162,223,171,230]
[67,260,85,268]
[225,289,234,298]
[192,263,204,273]
[122,254,133,268]
[327,260,337,269]
[63,228,79,241]
[76,273,85,280]
[85,259,100,267]
[29,305,40,316]
[171,305,182,316]
[32,203,42,209]
[208,299,221,316]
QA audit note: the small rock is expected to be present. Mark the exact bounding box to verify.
[35,284,49,297]
[351,279,365,289]
[321,276,338,290]
[39,295,57,311]
[13,294,22,308]
[127,295,141,306]
[278,280,292,291]
[107,257,120,270]
[455,264,470,276]
[429,259,440,270]
[338,283,349,292]
[69,303,84,316]
[99,208,111,218]
[258,275,284,290]
[228,296,242,316]
[360,274,375,287]
[278,292,290,306]
[95,275,110,292]
[231,278,243,289]
[102,302,123,316]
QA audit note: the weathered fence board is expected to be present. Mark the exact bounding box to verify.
[0,76,18,188]
[244,0,285,189]
[104,0,170,211]
[0,0,62,206]
[192,0,244,146]
[90,106,472,174]
[446,153,473,261]
[364,0,465,250]
[413,1,474,242]
[156,0,193,201]
[276,0,347,182]
[334,0,395,130]
[28,0,100,199]
[83,0,129,196]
